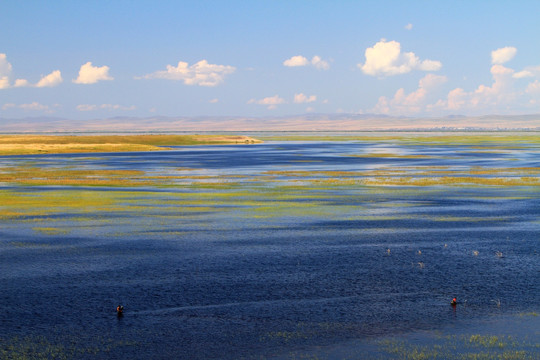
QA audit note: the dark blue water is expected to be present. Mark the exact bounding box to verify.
[0,141,539,359]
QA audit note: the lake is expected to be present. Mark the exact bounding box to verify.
[1,137,539,359]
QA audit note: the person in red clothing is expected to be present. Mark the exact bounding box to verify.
[451,297,457,306]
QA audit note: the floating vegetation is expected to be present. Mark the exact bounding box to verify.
[349,153,434,159]
[0,335,137,360]
[258,133,540,145]
[261,167,540,188]
[362,176,540,187]
[8,241,51,249]
[33,227,69,235]
[376,333,540,360]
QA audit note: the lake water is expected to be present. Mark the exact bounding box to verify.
[0,139,539,359]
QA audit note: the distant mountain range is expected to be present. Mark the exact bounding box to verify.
[1,114,539,133]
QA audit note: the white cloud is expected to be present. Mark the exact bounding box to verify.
[76,104,97,112]
[283,55,330,70]
[283,55,309,67]
[513,70,534,79]
[1,103,15,110]
[139,59,235,87]
[0,53,13,89]
[20,102,51,111]
[73,62,113,84]
[373,74,447,114]
[0,53,62,89]
[418,59,443,72]
[405,23,413,30]
[469,65,515,107]
[526,80,540,94]
[311,56,329,70]
[434,63,517,112]
[76,104,136,111]
[2,102,59,113]
[14,79,30,87]
[35,70,63,88]
[491,46,517,64]
[0,76,9,89]
[418,73,448,89]
[432,48,540,113]
[445,88,468,110]
[248,95,285,109]
[359,39,442,77]
[513,65,540,79]
[209,98,219,103]
[294,93,317,103]
[0,53,12,74]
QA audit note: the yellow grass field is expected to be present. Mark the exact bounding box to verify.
[0,134,262,155]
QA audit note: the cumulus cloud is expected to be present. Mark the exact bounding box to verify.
[359,39,442,77]
[0,53,12,74]
[0,76,8,89]
[35,70,63,88]
[427,45,540,114]
[14,79,30,87]
[139,59,235,86]
[405,23,413,30]
[283,55,309,67]
[283,55,330,70]
[526,80,540,94]
[73,62,113,84]
[512,65,540,79]
[471,65,515,105]
[1,53,63,89]
[373,74,447,114]
[0,53,13,89]
[513,70,534,79]
[248,95,285,109]
[311,56,330,70]
[76,104,136,111]
[293,93,317,103]
[491,46,517,64]
[445,88,468,111]
[433,62,517,113]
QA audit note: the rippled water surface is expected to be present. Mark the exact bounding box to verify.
[1,139,539,359]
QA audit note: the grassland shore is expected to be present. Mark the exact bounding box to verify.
[0,134,262,155]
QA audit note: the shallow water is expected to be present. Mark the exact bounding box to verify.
[0,140,539,359]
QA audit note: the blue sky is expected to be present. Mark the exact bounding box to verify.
[1,1,540,120]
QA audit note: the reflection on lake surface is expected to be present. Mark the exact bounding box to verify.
[0,139,539,359]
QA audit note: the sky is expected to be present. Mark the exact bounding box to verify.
[1,1,540,120]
